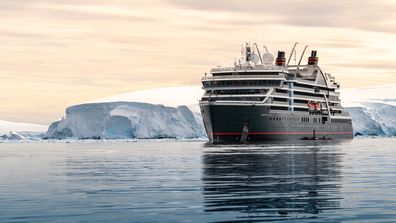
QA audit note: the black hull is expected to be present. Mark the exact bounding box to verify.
[200,104,353,143]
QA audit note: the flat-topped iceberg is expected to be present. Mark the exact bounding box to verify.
[45,102,205,139]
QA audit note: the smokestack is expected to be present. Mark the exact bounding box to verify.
[276,51,286,66]
[308,50,318,65]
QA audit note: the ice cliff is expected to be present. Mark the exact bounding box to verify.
[347,103,396,136]
[45,102,205,139]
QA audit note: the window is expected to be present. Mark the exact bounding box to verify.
[331,118,351,123]
[273,97,288,102]
[270,106,288,111]
[212,72,279,76]
[294,91,322,98]
[203,80,281,88]
[276,89,288,94]
[211,89,267,95]
[295,107,309,112]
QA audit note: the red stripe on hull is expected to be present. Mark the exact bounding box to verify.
[214,132,353,136]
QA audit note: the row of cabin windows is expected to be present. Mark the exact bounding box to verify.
[212,72,280,76]
[269,116,316,123]
[273,98,324,105]
[276,88,335,99]
[201,97,264,102]
[272,82,335,92]
[276,89,288,94]
[276,89,325,100]
[269,106,309,112]
[268,126,327,129]
[203,80,281,88]
[206,89,268,95]
[332,119,351,123]
[294,107,309,112]
[293,83,335,92]
[273,97,288,102]
[294,99,309,104]
[270,106,288,111]
[269,117,299,122]
[293,91,323,98]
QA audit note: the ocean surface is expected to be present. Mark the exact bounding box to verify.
[0,138,395,222]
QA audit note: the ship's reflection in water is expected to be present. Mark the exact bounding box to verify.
[202,143,343,221]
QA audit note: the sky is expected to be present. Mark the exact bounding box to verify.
[1,0,396,124]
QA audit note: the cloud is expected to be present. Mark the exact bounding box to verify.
[165,0,396,33]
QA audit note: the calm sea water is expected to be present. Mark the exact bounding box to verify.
[0,138,395,222]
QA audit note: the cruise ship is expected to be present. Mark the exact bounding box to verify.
[199,42,353,143]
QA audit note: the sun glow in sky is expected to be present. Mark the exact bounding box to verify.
[1,0,396,124]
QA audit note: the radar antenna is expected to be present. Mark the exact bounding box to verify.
[287,42,298,65]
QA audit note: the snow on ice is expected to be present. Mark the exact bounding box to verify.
[46,102,205,139]
[0,120,47,140]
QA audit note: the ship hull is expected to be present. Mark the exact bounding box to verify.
[200,103,353,143]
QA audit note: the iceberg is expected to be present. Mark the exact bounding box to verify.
[0,131,25,140]
[45,102,205,139]
[0,131,45,140]
[0,120,47,140]
[347,103,396,136]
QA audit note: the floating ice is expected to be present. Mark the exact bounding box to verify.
[45,102,205,139]
[347,103,396,136]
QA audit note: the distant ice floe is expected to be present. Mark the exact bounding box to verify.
[0,120,47,140]
[347,103,396,136]
[0,131,45,140]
